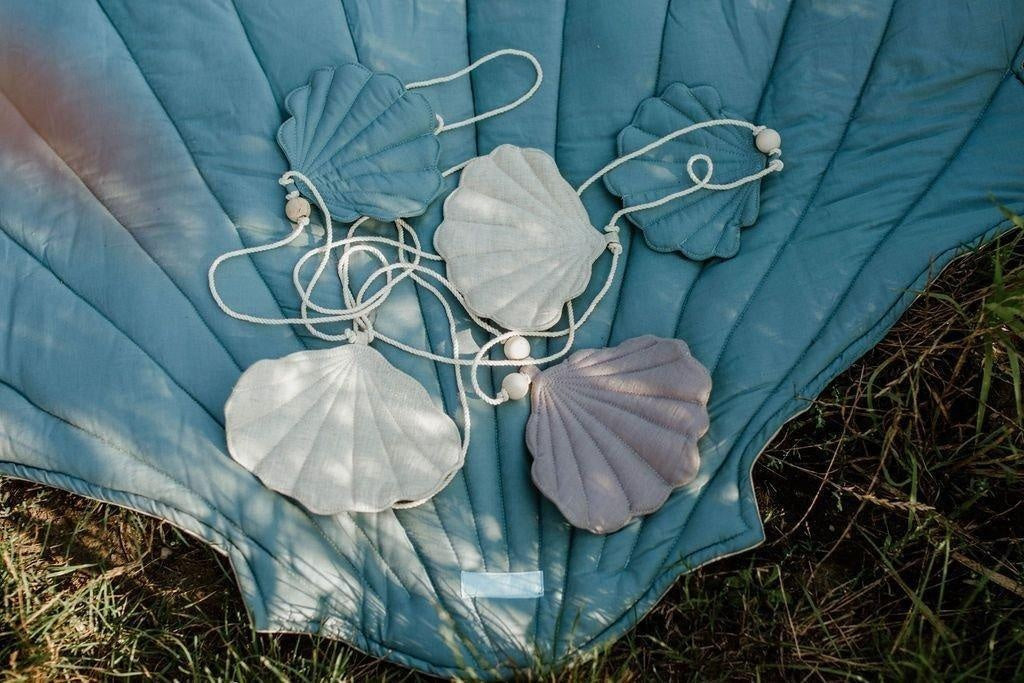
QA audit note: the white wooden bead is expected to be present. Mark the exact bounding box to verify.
[501,372,531,401]
[285,196,312,222]
[503,335,531,361]
[755,128,781,155]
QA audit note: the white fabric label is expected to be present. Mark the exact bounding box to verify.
[460,571,544,599]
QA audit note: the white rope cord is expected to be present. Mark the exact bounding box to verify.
[575,118,780,195]
[290,228,592,368]
[441,158,474,178]
[604,152,783,230]
[291,219,502,340]
[406,48,543,134]
[210,171,384,331]
[341,259,587,404]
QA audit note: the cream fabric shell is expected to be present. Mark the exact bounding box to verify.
[434,144,607,332]
[526,336,712,534]
[224,343,462,514]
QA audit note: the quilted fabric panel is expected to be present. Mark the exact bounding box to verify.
[1,1,1022,679]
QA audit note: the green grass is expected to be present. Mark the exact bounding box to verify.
[2,209,1023,681]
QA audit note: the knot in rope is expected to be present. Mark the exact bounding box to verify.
[344,328,374,345]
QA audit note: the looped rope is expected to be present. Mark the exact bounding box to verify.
[603,224,622,254]
[578,120,784,236]
[344,328,374,345]
[406,48,543,134]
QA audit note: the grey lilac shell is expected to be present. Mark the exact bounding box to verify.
[525,335,712,534]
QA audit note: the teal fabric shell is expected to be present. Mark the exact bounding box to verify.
[1,2,1022,679]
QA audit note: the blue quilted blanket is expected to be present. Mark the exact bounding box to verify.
[1,1,1022,678]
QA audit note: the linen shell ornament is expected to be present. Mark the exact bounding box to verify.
[525,335,711,534]
[224,342,462,514]
[604,82,782,260]
[434,144,610,331]
[277,64,443,222]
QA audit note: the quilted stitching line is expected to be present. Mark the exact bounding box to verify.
[602,0,682,347]
[696,183,752,240]
[552,396,605,526]
[336,1,507,657]
[701,0,898,375]
[666,184,754,260]
[619,153,750,173]
[556,374,707,406]
[615,173,758,241]
[322,87,411,172]
[458,15,517,574]
[420,499,502,665]
[569,386,701,445]
[0,89,246,377]
[366,365,462,515]
[282,67,349,163]
[305,68,371,171]
[382,507,484,667]
[659,86,742,143]
[753,0,797,119]
[227,0,282,103]
[336,0,362,62]
[93,1,299,339]
[0,220,223,428]
[545,0,575,658]
[651,0,673,93]
[666,0,800,338]
[620,124,756,165]
[241,366,351,474]
[565,391,675,489]
[329,0,476,654]
[318,0,456,629]
[336,185,435,206]
[332,141,439,182]
[589,0,676,599]
[610,0,800,577]
[637,179,749,233]
[278,66,336,162]
[702,203,744,260]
